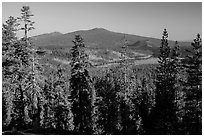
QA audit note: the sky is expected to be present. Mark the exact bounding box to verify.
[2,2,202,41]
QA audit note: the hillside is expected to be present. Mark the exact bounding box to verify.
[32,28,191,50]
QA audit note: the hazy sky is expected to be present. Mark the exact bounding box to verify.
[2,2,202,41]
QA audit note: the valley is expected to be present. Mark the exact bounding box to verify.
[34,28,191,68]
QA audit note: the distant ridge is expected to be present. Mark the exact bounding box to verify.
[32,32,63,41]
[32,28,191,54]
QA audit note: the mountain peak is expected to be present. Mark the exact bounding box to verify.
[50,31,63,35]
[33,28,191,53]
[91,27,108,31]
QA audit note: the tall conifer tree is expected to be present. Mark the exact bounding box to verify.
[2,16,20,128]
[153,29,178,134]
[18,6,44,128]
[69,35,93,134]
[183,34,202,134]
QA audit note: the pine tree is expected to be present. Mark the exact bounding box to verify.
[20,6,45,128]
[42,67,74,131]
[2,15,33,130]
[138,77,151,134]
[183,34,202,134]
[52,65,74,131]
[117,35,132,134]
[94,71,120,134]
[2,16,19,129]
[2,16,19,61]
[69,35,93,134]
[171,41,186,133]
[42,72,56,129]
[171,41,181,73]
[5,6,44,129]
[119,70,138,134]
[152,29,178,134]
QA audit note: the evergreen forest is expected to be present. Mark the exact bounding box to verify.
[2,6,202,135]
